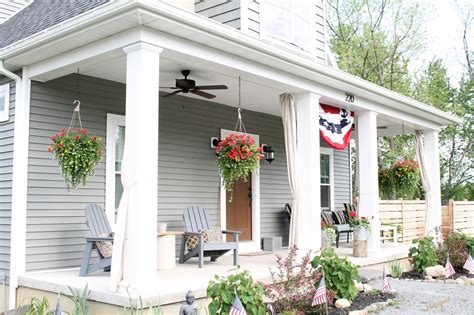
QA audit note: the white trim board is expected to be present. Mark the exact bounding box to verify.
[219,129,261,253]
[320,147,335,212]
[106,113,126,231]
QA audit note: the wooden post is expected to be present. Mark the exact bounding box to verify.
[450,199,454,232]
[400,198,405,243]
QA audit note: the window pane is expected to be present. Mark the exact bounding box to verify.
[321,185,330,209]
[0,97,4,111]
[115,126,125,171]
[320,154,330,184]
[115,174,124,209]
[293,18,312,51]
[261,1,290,41]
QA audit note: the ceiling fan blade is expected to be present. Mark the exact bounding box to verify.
[190,89,216,99]
[159,86,179,89]
[162,90,182,97]
[194,85,228,90]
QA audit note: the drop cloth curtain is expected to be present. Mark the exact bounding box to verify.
[280,93,302,248]
[414,130,434,236]
[110,149,131,292]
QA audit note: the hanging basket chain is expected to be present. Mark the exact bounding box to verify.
[233,76,247,133]
[67,69,83,134]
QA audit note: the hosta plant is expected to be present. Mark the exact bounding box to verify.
[215,133,263,194]
[49,128,104,190]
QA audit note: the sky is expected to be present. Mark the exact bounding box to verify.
[410,0,473,85]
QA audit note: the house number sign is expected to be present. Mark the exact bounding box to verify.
[345,92,355,103]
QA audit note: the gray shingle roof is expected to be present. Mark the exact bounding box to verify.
[0,0,109,49]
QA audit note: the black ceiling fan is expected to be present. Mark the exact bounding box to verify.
[161,70,228,99]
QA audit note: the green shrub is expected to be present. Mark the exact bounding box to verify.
[311,248,359,301]
[207,267,266,314]
[388,261,404,278]
[408,236,437,273]
[436,231,474,270]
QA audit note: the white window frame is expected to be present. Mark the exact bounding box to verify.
[259,0,316,53]
[106,113,125,230]
[0,83,10,122]
[320,147,335,211]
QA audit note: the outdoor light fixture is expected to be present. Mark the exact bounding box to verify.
[262,144,275,164]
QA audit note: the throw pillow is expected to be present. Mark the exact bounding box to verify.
[205,228,223,243]
[186,232,209,250]
[321,211,335,225]
[332,211,348,224]
[95,233,113,258]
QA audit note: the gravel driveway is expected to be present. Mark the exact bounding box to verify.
[366,277,474,314]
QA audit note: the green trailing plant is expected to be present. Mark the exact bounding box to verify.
[207,266,265,314]
[49,128,104,190]
[215,134,264,198]
[263,246,328,313]
[408,236,437,273]
[322,225,337,247]
[23,297,52,315]
[436,231,474,270]
[67,284,90,315]
[311,248,359,301]
[388,261,404,278]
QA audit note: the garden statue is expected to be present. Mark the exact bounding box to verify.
[179,290,198,315]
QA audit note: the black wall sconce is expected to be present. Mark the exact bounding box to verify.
[261,144,275,164]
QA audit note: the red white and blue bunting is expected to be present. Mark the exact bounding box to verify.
[319,104,354,150]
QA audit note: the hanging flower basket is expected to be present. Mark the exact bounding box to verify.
[48,127,104,190]
[216,133,263,192]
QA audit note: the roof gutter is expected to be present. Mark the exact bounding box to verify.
[0,59,21,83]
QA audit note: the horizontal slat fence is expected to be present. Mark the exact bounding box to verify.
[380,199,474,243]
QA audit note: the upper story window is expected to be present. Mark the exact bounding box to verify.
[260,0,315,52]
[0,83,10,122]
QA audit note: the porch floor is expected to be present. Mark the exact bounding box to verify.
[17,243,410,308]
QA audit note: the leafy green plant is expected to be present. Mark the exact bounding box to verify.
[408,236,437,273]
[436,231,474,270]
[23,297,52,315]
[49,128,104,190]
[215,134,263,198]
[388,261,404,278]
[207,267,265,314]
[311,248,359,301]
[67,284,89,315]
[123,287,162,315]
[347,211,371,230]
[264,246,326,313]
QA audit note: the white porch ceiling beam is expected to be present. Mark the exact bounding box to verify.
[26,27,143,81]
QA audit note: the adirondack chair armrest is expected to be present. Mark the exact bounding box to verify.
[86,236,114,242]
[222,230,241,235]
[183,231,203,236]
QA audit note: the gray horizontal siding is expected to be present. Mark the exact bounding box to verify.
[333,147,351,211]
[0,78,15,281]
[195,0,241,30]
[26,74,351,270]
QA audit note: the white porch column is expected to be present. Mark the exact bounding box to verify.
[295,93,321,253]
[357,111,380,252]
[423,130,442,231]
[122,42,162,292]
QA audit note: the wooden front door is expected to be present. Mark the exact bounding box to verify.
[226,176,252,241]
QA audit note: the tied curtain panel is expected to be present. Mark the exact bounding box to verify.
[319,104,354,150]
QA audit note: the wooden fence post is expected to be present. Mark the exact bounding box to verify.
[449,199,454,232]
[400,198,405,243]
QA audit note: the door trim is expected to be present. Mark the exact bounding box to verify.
[220,129,260,253]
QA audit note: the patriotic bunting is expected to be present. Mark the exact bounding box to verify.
[464,255,474,273]
[319,104,354,150]
[445,256,456,278]
[312,276,328,306]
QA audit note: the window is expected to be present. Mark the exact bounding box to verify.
[0,83,10,122]
[106,114,125,226]
[260,0,314,52]
[320,149,334,210]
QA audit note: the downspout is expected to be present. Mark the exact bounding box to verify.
[0,60,30,309]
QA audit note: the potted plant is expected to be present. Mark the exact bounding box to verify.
[48,128,104,190]
[347,211,372,257]
[215,133,264,198]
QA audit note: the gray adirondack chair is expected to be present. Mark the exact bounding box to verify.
[179,206,241,268]
[79,204,113,276]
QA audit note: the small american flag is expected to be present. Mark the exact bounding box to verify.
[382,267,392,293]
[445,256,456,278]
[464,255,474,273]
[229,295,247,315]
[311,276,328,306]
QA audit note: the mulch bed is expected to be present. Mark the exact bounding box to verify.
[397,269,474,280]
[327,291,396,315]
